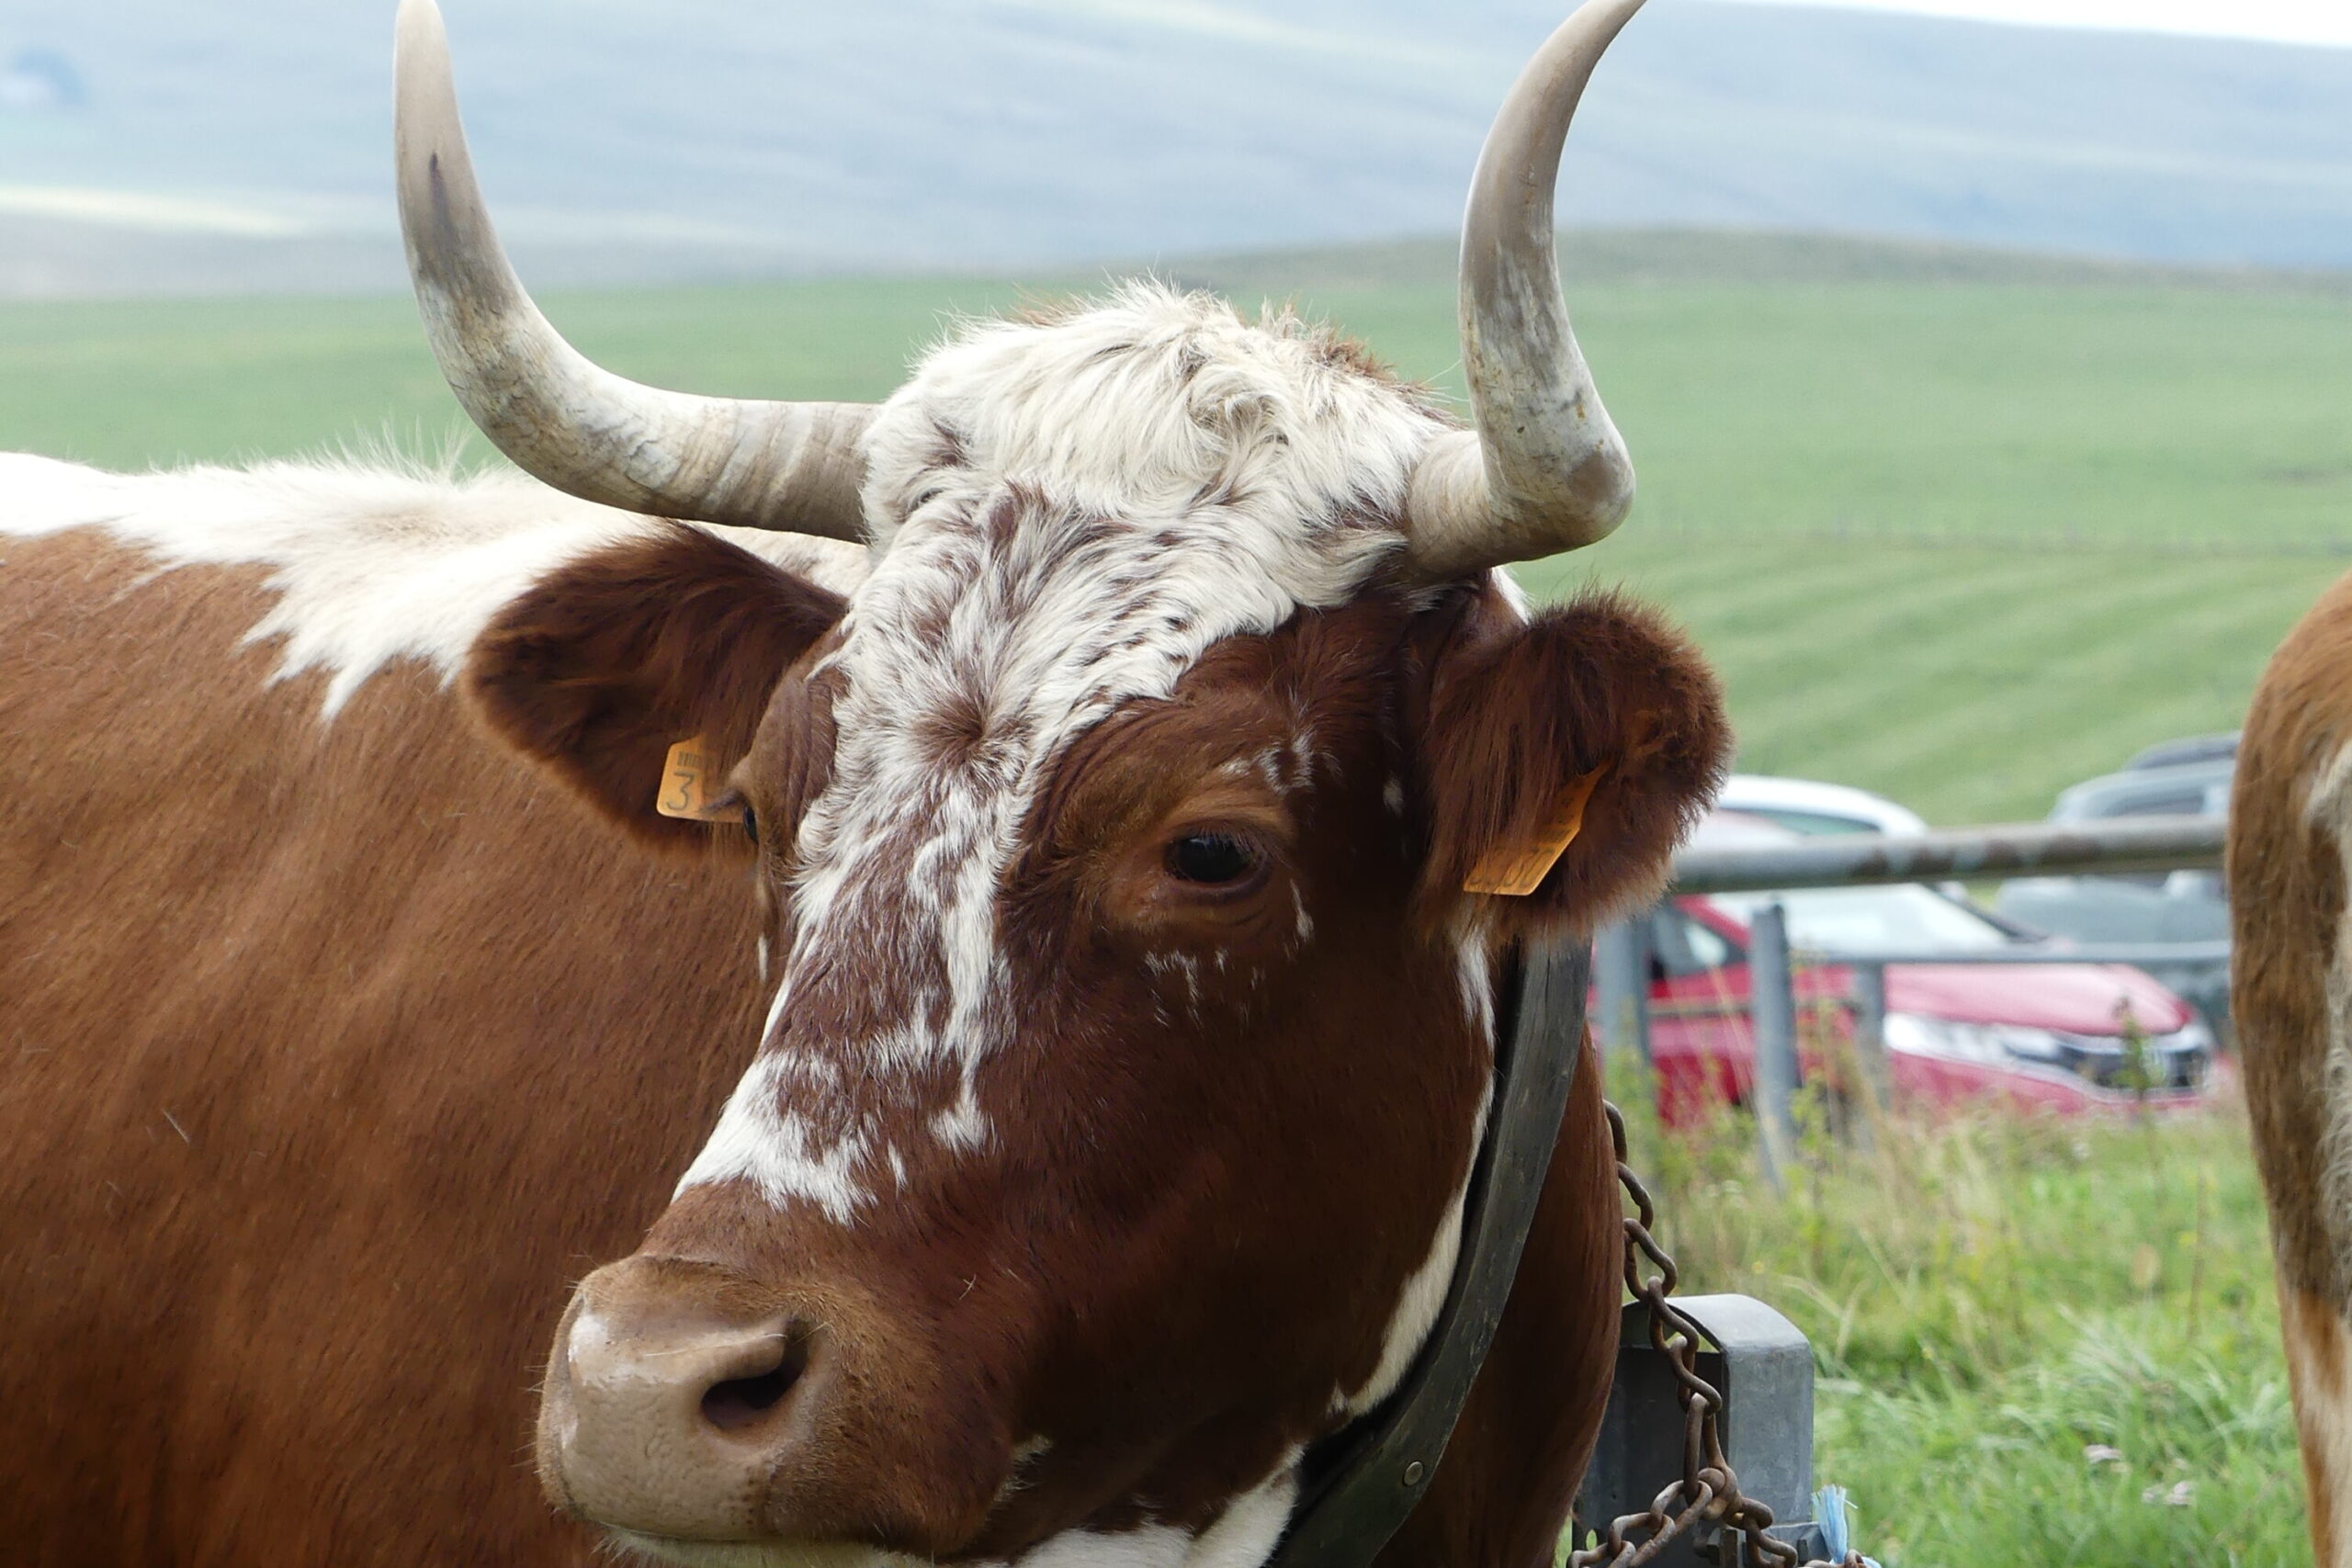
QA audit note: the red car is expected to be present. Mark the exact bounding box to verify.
[1628,820,2217,1126]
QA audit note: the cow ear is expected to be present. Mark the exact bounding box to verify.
[466,524,846,852]
[1413,585,1729,937]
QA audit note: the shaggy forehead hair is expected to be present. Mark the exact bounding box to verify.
[677,285,1458,1222]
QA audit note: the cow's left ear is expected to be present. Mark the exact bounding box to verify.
[1413,584,1729,936]
[466,524,846,852]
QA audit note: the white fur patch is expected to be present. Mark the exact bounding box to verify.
[1012,1524,1194,1568]
[682,1051,872,1226]
[1010,1450,1302,1568]
[605,1456,1299,1568]
[0,451,869,716]
[1492,563,1533,619]
[679,285,1452,1221]
[1340,1175,1472,1419]
[615,1447,1300,1568]
[1186,1459,1306,1568]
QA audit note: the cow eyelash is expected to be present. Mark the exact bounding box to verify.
[1164,831,1261,888]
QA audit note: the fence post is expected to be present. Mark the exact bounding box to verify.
[1849,962,1892,1149]
[1749,901,1799,1191]
[1593,918,1652,1066]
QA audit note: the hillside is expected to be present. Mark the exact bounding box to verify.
[0,0,2348,295]
[1178,228,2352,294]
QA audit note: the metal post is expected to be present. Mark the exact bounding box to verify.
[1849,962,1891,1148]
[1748,901,1799,1190]
[1592,918,1651,1066]
[1575,1294,1826,1568]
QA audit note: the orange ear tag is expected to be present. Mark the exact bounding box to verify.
[656,737,741,822]
[1463,764,1610,897]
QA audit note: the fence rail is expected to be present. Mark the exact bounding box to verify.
[1669,815,2224,895]
[1603,817,2231,1190]
[1758,940,2230,968]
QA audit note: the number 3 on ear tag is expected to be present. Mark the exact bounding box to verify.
[657,737,740,822]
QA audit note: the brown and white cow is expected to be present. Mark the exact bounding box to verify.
[0,2,1728,1565]
[2233,575,2352,1568]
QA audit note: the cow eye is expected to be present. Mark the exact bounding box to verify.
[1165,832,1257,886]
[741,805,760,847]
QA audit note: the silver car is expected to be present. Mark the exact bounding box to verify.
[1994,737,2233,1029]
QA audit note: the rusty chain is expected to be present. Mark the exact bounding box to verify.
[1567,1102,1861,1568]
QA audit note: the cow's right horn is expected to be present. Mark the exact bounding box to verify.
[1398,0,1643,583]
[394,0,873,539]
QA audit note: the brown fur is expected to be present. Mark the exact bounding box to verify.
[0,531,773,1565]
[2,522,1726,1568]
[2232,566,2352,1567]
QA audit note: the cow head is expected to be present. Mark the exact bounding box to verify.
[400,1,1723,1563]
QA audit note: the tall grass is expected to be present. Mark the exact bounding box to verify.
[1603,1058,2304,1565]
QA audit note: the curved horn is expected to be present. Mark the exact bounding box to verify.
[394,0,873,538]
[1401,0,1642,582]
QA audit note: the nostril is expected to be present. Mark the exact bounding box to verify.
[698,1335,808,1434]
[701,1368,791,1430]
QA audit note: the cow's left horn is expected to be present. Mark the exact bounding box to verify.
[394,0,873,538]
[1399,0,1642,582]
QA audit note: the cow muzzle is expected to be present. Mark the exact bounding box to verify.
[537,1256,822,1541]
[537,1253,1008,1555]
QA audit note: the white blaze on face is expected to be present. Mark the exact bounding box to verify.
[677,286,1446,1223]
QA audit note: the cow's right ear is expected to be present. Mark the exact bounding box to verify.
[465,524,846,852]
[1410,582,1729,938]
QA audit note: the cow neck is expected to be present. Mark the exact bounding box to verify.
[1266,939,1593,1568]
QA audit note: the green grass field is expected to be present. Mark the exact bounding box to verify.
[1611,1075,2302,1568]
[3,244,2340,1563]
[7,253,2348,823]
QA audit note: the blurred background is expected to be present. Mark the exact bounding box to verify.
[5,0,2351,285]
[4,4,2347,1558]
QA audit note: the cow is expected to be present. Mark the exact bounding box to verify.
[0,1,1731,1564]
[2233,577,2352,1568]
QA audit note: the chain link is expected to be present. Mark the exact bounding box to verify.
[1567,1102,1861,1568]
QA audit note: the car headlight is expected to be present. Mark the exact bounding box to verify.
[1880,1012,2069,1066]
[2151,1018,2214,1055]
